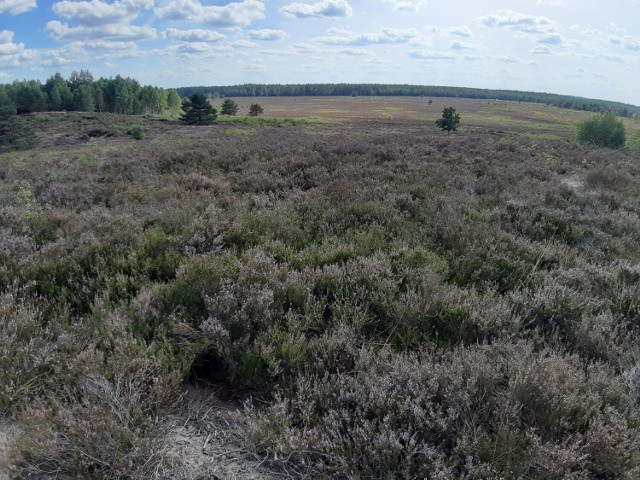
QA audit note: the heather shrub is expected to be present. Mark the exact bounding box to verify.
[0,290,58,412]
[3,109,640,477]
[9,310,184,479]
[247,342,638,479]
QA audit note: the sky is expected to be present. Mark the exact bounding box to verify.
[1,0,639,105]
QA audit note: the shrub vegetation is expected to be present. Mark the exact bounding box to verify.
[1,106,639,478]
[577,110,626,148]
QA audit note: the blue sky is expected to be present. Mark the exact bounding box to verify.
[1,0,639,104]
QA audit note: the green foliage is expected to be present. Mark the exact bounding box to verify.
[10,80,48,114]
[180,93,217,125]
[2,72,182,116]
[626,129,640,151]
[220,98,239,116]
[166,89,182,111]
[577,111,626,148]
[248,103,264,117]
[72,84,95,112]
[0,91,17,117]
[0,98,39,151]
[129,124,144,140]
[436,106,461,134]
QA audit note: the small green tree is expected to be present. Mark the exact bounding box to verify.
[129,124,144,140]
[167,90,182,112]
[577,111,626,148]
[221,98,239,116]
[180,93,217,125]
[436,107,460,135]
[248,103,264,117]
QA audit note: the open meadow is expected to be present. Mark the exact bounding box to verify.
[1,97,640,479]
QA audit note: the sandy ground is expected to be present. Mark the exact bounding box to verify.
[160,386,281,480]
[0,418,20,480]
[0,390,279,480]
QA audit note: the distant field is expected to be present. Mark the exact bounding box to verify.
[224,95,596,135]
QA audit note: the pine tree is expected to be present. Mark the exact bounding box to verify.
[221,98,239,116]
[435,107,461,135]
[248,103,264,117]
[180,93,217,125]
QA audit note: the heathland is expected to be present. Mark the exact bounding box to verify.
[1,96,640,479]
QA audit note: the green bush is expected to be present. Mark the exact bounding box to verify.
[577,111,626,148]
[129,124,144,140]
[0,115,39,152]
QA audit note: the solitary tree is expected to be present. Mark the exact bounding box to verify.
[221,98,239,116]
[180,93,217,125]
[248,103,264,117]
[577,111,626,148]
[436,107,460,135]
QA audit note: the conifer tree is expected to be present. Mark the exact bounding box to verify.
[221,98,239,116]
[180,93,217,125]
[436,107,461,135]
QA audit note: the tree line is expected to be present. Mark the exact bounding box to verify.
[178,83,640,117]
[0,70,182,116]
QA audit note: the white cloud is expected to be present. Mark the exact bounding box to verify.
[0,0,35,15]
[531,45,553,54]
[338,47,372,55]
[259,48,289,55]
[495,55,521,62]
[622,36,640,50]
[479,10,556,35]
[0,30,13,43]
[293,42,320,53]
[173,42,233,57]
[249,29,287,41]
[409,50,455,60]
[0,29,37,67]
[450,40,477,50]
[538,33,563,45]
[53,0,153,27]
[280,0,352,19]
[48,0,158,44]
[317,27,418,45]
[155,0,265,27]
[47,20,158,41]
[587,53,625,62]
[379,0,428,12]
[163,28,226,42]
[450,26,473,37]
[81,40,138,50]
[233,39,258,48]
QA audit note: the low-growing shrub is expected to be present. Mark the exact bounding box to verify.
[246,342,638,479]
[577,111,626,148]
[129,124,144,140]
